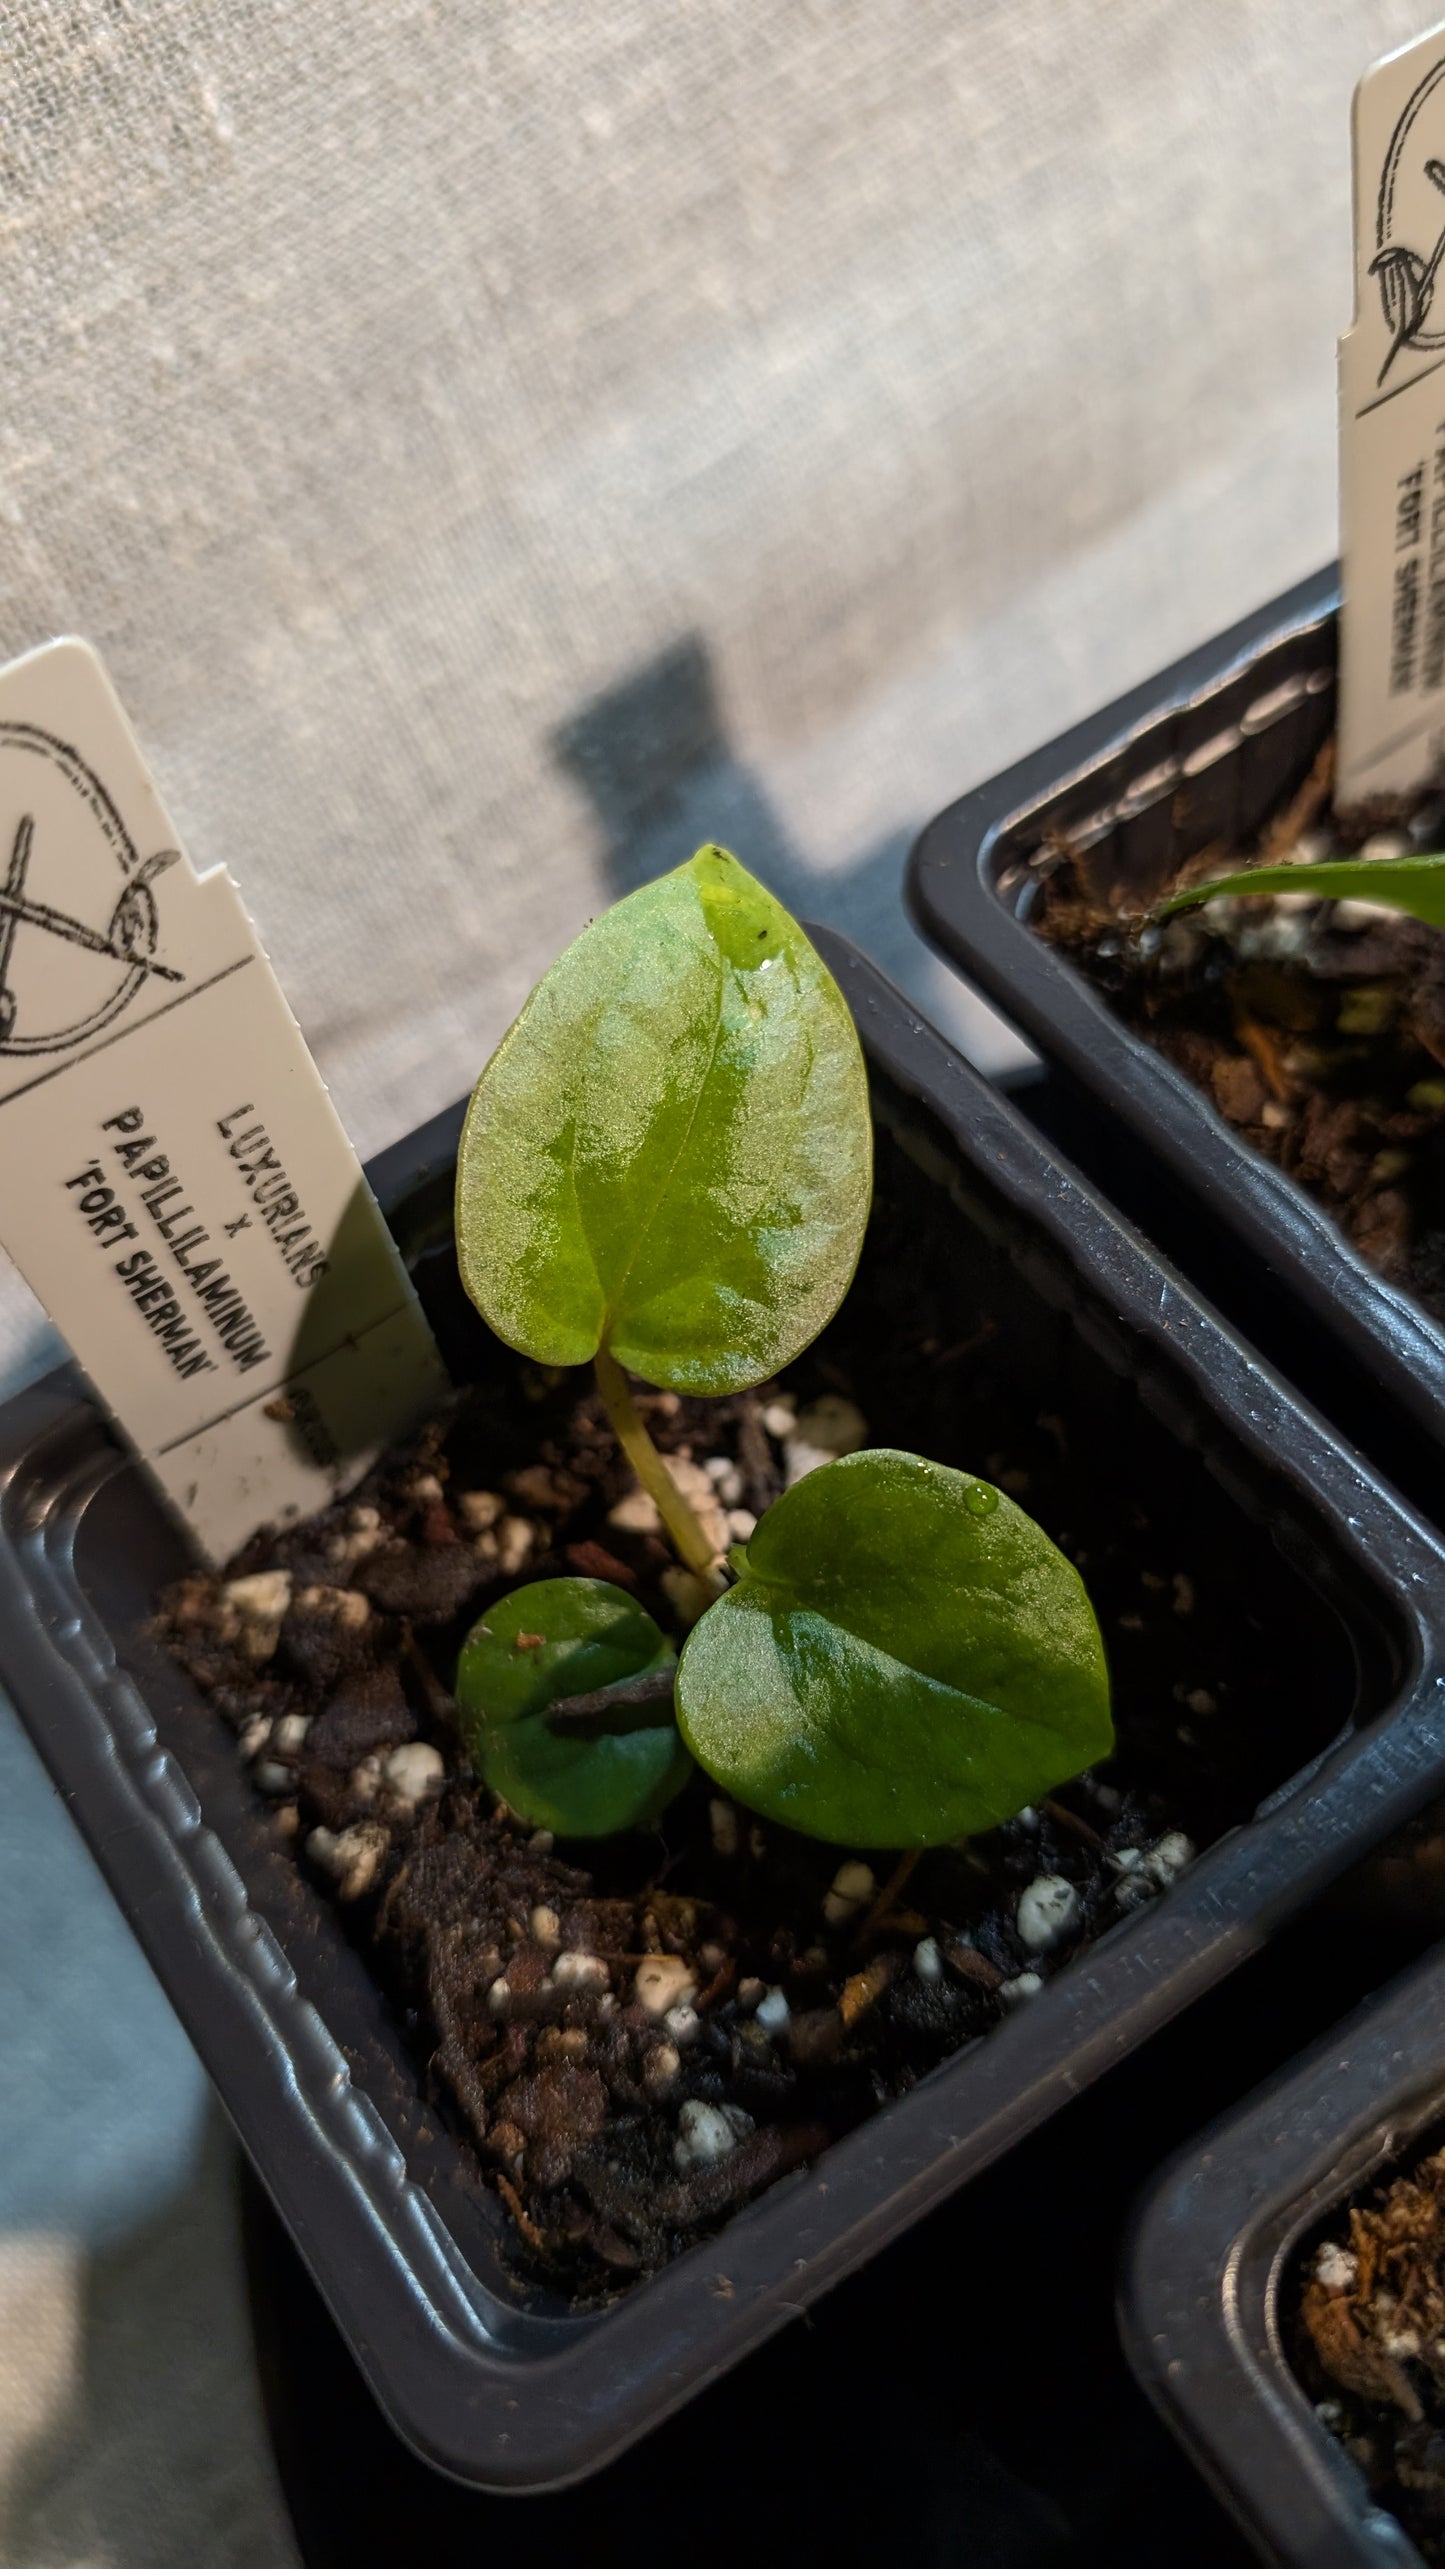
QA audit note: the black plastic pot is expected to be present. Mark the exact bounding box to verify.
[4,932,1445,2493]
[906,567,1445,1473]
[1121,1942,1445,2569]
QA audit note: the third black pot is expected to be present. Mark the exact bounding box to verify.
[2,932,1444,2492]
[905,567,1445,1489]
[1121,1936,1445,2568]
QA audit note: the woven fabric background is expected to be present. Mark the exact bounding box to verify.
[0,2,1432,2558]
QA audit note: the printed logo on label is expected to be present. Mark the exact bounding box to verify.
[0,723,183,1057]
[1370,51,1445,398]
[0,637,449,1556]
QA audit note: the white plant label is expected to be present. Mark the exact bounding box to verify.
[1340,18,1445,803]
[0,639,448,1559]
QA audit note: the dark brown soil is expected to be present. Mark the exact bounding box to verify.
[1033,745,1445,1320]
[1295,2139,1445,2560]
[153,1134,1352,2305]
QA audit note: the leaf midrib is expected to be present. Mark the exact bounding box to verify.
[740,1581,1071,1761]
[592,947,731,1352]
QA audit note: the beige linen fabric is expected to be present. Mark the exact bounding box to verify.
[0,0,1432,1392]
[0,2,1436,2558]
[0,2140,298,2569]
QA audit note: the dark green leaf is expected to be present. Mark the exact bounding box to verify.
[676,1451,1112,1847]
[1156,852,1445,928]
[455,845,872,1395]
[455,1577,689,1837]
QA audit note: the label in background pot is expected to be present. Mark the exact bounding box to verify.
[0,639,448,1559]
[1340,18,1445,804]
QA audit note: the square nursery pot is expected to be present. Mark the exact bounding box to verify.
[1121,1939,1445,2569]
[4,930,1445,2492]
[905,567,1445,1476]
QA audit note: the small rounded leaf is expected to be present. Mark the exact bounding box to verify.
[455,846,872,1394]
[676,1450,1112,1847]
[456,1578,689,1838]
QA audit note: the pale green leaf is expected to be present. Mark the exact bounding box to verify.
[455,846,872,1395]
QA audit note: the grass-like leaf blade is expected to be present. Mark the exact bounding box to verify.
[1156,852,1445,927]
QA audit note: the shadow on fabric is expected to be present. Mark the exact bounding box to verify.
[551,634,927,999]
[0,2111,300,2569]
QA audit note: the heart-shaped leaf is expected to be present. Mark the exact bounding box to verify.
[455,846,872,1395]
[456,1578,689,1838]
[676,1451,1112,1846]
[1156,851,1445,928]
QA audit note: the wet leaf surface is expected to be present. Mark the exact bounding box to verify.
[677,1450,1113,1845]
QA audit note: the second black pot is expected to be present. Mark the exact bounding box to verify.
[905,567,1445,1483]
[1,933,1443,2492]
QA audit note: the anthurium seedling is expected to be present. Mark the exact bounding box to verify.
[454,846,1113,1844]
[1155,851,1445,927]
[457,844,872,1579]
